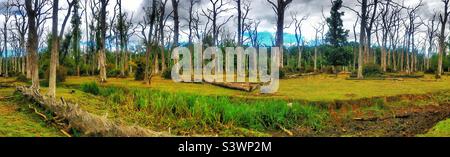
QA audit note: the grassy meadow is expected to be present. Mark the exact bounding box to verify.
[62,74,450,101]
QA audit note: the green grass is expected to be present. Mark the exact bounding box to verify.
[419,119,450,137]
[63,74,450,101]
[0,88,63,137]
[77,84,328,132]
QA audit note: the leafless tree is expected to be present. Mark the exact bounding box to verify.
[291,12,308,69]
[235,0,250,46]
[157,0,173,73]
[184,0,200,44]
[12,0,28,76]
[437,0,449,79]
[267,0,293,68]
[1,0,13,77]
[201,0,234,46]
[25,0,52,90]
[172,0,180,48]
[424,13,438,70]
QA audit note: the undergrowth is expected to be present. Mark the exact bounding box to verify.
[79,82,328,131]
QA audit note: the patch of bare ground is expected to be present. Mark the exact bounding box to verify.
[322,104,450,137]
[273,91,450,137]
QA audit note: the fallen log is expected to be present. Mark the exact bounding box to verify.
[16,86,170,137]
[208,82,260,92]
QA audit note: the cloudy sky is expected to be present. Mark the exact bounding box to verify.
[0,0,444,47]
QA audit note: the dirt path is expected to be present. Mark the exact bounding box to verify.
[0,88,63,137]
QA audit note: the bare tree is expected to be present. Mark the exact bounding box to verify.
[157,0,173,73]
[201,0,234,46]
[313,23,324,73]
[12,0,28,76]
[235,0,250,46]
[185,0,200,44]
[291,12,308,69]
[379,0,400,72]
[172,0,180,48]
[388,5,402,72]
[267,0,293,68]
[25,0,50,90]
[246,19,261,48]
[140,0,158,84]
[437,0,449,79]
[358,0,368,79]
[365,0,380,64]
[1,0,13,77]
[424,13,438,71]
[98,0,110,82]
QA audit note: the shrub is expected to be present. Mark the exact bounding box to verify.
[279,68,286,79]
[107,69,121,77]
[80,82,100,95]
[134,61,145,81]
[363,64,383,77]
[162,68,172,80]
[425,68,435,74]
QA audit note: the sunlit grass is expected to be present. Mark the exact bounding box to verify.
[419,119,450,137]
[63,74,450,101]
[0,88,63,137]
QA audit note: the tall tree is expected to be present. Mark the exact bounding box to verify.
[325,0,348,47]
[12,0,28,76]
[201,0,234,46]
[437,0,449,79]
[172,0,180,48]
[138,0,158,84]
[267,0,293,68]
[157,0,172,73]
[291,13,308,69]
[1,0,12,77]
[25,0,42,90]
[58,0,76,64]
[425,13,438,71]
[358,0,368,79]
[98,0,109,82]
[48,0,59,98]
[71,0,82,76]
[236,0,242,46]
[186,0,200,44]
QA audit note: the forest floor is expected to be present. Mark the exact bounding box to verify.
[0,86,63,137]
[1,74,450,137]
